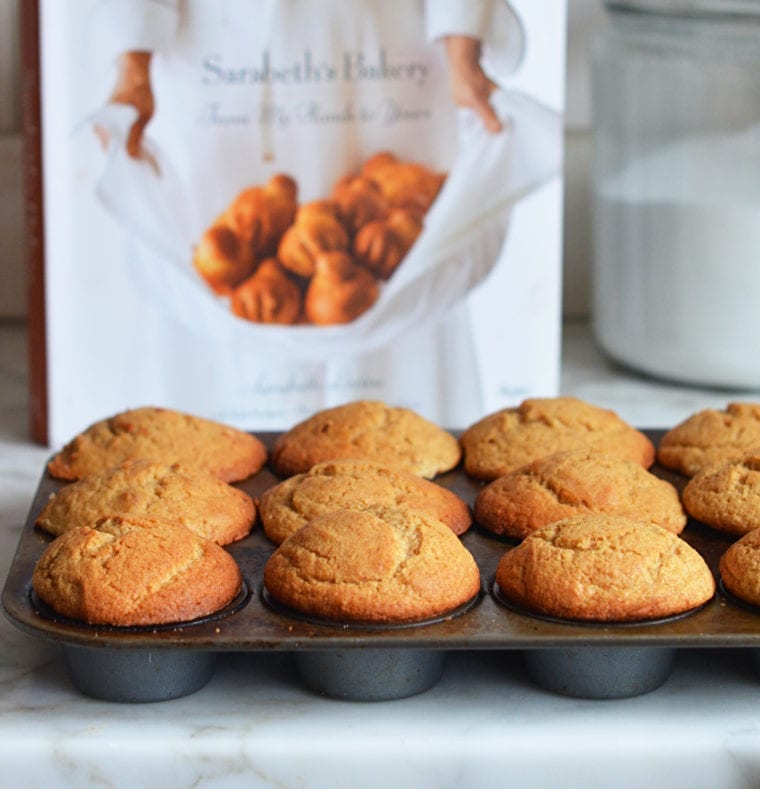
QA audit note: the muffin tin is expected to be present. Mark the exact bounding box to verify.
[4,430,760,703]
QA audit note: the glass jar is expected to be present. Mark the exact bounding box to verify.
[590,1,760,388]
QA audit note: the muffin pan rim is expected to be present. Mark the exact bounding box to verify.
[4,429,760,653]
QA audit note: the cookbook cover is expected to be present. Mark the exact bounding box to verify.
[24,0,567,446]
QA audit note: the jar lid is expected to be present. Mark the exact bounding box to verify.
[605,0,760,19]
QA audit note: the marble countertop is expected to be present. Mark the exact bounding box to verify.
[2,321,760,788]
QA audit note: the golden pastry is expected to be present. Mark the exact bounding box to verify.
[361,151,446,214]
[193,224,256,295]
[353,208,423,279]
[231,258,302,324]
[278,212,349,279]
[303,251,378,325]
[332,174,388,236]
[294,199,341,223]
[223,174,297,257]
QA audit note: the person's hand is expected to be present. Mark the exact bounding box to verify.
[95,51,156,164]
[442,35,502,134]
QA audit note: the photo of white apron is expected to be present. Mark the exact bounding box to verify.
[43,0,562,438]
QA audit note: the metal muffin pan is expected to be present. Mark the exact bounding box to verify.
[491,584,713,699]
[4,430,760,702]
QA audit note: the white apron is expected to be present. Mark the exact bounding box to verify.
[68,0,558,431]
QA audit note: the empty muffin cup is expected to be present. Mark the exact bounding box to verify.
[523,645,676,699]
[296,647,446,701]
[62,645,217,702]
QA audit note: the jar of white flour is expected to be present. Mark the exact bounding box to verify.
[591,0,760,388]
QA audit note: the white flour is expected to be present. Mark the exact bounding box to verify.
[592,127,760,388]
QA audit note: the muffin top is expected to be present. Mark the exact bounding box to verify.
[658,402,760,477]
[36,460,256,545]
[475,450,686,540]
[460,397,655,481]
[719,528,760,607]
[682,448,760,537]
[32,515,243,627]
[47,406,267,483]
[263,506,480,623]
[495,514,715,622]
[270,400,461,479]
[259,458,471,545]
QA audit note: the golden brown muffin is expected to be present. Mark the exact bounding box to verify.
[47,406,267,483]
[278,212,349,279]
[495,514,715,622]
[331,174,388,236]
[360,151,446,214]
[36,460,256,545]
[193,223,257,295]
[259,458,471,545]
[460,397,655,481]
[231,258,302,324]
[682,447,760,537]
[270,400,461,479]
[263,506,480,623]
[719,528,760,607]
[32,515,243,626]
[223,174,298,257]
[475,450,686,540]
[303,251,379,325]
[658,403,760,477]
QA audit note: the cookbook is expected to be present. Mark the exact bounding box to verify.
[22,0,567,445]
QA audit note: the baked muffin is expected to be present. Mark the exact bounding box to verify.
[460,397,655,481]
[475,450,686,540]
[719,528,760,607]
[658,402,760,477]
[47,406,267,483]
[270,400,461,479]
[259,458,471,545]
[32,515,243,627]
[263,506,480,623]
[682,448,760,537]
[36,460,256,545]
[495,514,715,622]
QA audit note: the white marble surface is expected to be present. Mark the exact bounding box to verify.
[2,320,760,788]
